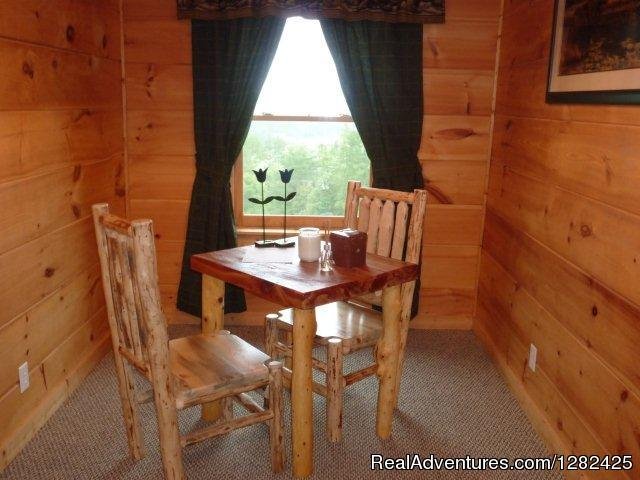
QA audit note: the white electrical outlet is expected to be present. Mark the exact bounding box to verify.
[18,362,29,393]
[528,344,537,372]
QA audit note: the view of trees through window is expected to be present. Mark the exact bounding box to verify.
[243,121,370,216]
[242,17,370,217]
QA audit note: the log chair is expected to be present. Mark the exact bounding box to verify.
[265,181,427,442]
[92,204,284,479]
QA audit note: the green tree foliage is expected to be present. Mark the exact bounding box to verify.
[242,121,370,216]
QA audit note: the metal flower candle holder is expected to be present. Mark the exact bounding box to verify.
[273,169,296,248]
[248,168,275,248]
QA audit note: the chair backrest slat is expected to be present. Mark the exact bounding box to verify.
[343,181,428,320]
[366,198,382,253]
[115,235,145,361]
[376,200,396,257]
[105,233,133,351]
[93,204,166,375]
[344,181,360,229]
[390,201,409,260]
[356,197,371,233]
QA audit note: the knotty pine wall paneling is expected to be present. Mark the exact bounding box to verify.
[475,0,640,477]
[0,0,125,469]
[418,0,500,328]
[122,0,501,328]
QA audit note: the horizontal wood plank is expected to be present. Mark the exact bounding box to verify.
[0,312,110,468]
[423,205,484,245]
[129,199,189,242]
[487,160,640,308]
[128,155,195,201]
[493,115,640,216]
[124,20,191,65]
[0,218,101,328]
[424,69,494,116]
[0,39,121,111]
[0,0,121,59]
[421,244,479,290]
[474,304,616,480]
[126,110,195,156]
[483,208,640,398]
[124,0,178,20]
[0,264,104,396]
[423,20,499,71]
[422,160,487,205]
[0,155,125,255]
[479,251,640,469]
[125,63,193,111]
[0,109,123,183]
[419,114,492,161]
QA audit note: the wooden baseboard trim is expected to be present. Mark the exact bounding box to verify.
[411,314,473,330]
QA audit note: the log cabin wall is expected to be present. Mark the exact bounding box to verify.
[0,1,125,469]
[122,0,502,328]
[475,0,640,476]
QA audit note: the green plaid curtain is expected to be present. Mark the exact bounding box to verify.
[321,19,424,316]
[177,17,285,317]
[320,19,424,192]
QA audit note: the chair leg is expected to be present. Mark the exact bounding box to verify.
[265,313,279,359]
[283,330,293,370]
[221,397,234,421]
[393,312,411,410]
[114,353,145,460]
[268,361,284,473]
[326,338,344,442]
[153,392,185,480]
[264,314,280,409]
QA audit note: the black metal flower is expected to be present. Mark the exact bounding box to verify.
[279,169,294,184]
[252,168,268,183]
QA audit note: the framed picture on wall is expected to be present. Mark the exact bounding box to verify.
[546,0,640,105]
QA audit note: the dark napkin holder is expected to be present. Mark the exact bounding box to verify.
[330,229,367,267]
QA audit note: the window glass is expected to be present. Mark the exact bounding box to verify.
[243,17,370,217]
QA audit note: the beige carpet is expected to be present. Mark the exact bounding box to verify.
[1,326,561,480]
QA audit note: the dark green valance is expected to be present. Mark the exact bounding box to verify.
[177,0,444,24]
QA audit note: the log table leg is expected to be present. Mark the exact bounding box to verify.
[376,284,402,439]
[291,308,316,478]
[201,274,224,422]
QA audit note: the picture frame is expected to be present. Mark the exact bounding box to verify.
[546,0,640,105]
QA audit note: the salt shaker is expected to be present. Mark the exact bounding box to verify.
[320,242,334,272]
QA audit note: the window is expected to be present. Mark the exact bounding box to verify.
[233,17,370,228]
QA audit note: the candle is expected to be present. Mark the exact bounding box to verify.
[298,227,321,262]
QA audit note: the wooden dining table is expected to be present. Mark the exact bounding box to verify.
[191,244,419,478]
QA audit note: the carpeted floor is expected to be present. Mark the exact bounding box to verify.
[1,326,561,480]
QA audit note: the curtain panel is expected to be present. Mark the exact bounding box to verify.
[177,17,285,317]
[177,0,444,24]
[321,19,424,192]
[321,18,424,316]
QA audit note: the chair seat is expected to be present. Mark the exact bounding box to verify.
[277,301,383,351]
[170,332,270,409]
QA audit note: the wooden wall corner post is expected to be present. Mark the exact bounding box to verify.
[376,284,402,439]
[291,307,316,478]
[201,274,225,421]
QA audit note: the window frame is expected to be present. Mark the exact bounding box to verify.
[232,114,366,230]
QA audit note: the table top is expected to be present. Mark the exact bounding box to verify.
[191,244,419,310]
